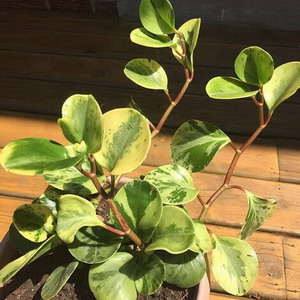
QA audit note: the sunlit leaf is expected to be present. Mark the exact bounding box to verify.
[234,46,274,86]
[112,180,162,242]
[211,235,258,296]
[89,252,137,300]
[56,194,105,244]
[139,0,176,35]
[171,120,231,172]
[130,27,174,48]
[159,250,206,288]
[94,108,151,175]
[240,191,277,240]
[144,164,198,205]
[0,138,84,175]
[145,206,194,254]
[264,62,300,114]
[41,260,79,300]
[124,58,168,91]
[189,220,211,253]
[58,94,103,153]
[206,76,259,99]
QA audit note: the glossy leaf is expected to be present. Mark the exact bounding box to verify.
[189,220,211,253]
[171,120,231,172]
[130,27,174,48]
[159,250,206,288]
[172,18,201,72]
[211,235,258,296]
[41,260,79,300]
[0,235,62,284]
[112,180,162,242]
[0,138,84,175]
[94,108,151,175]
[9,224,40,255]
[234,46,274,86]
[56,194,105,244]
[68,226,122,264]
[13,204,55,243]
[146,206,194,254]
[89,252,136,300]
[124,58,168,91]
[58,94,103,153]
[264,62,300,114]
[33,188,59,218]
[240,191,277,240]
[139,0,176,35]
[206,76,259,99]
[144,164,198,205]
[134,252,165,295]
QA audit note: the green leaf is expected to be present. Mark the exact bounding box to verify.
[124,58,168,91]
[172,18,201,72]
[234,46,274,86]
[159,250,206,288]
[240,191,277,240]
[0,138,84,175]
[56,194,105,244]
[130,27,174,48]
[41,260,79,300]
[94,108,151,175]
[13,204,55,243]
[139,0,176,35]
[171,120,231,172]
[9,224,40,255]
[89,252,137,300]
[211,235,258,296]
[134,252,165,295]
[0,235,62,284]
[146,206,194,254]
[189,220,211,253]
[206,76,259,99]
[264,62,300,114]
[144,164,199,205]
[58,94,103,153]
[113,180,162,242]
[68,226,122,264]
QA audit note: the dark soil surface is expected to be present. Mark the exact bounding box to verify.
[1,247,197,300]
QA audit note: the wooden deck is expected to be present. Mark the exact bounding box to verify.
[0,8,300,300]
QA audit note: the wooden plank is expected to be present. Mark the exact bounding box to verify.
[210,293,242,299]
[283,237,300,299]
[0,77,299,140]
[278,139,300,184]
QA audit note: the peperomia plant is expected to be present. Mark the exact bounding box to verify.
[0,0,299,299]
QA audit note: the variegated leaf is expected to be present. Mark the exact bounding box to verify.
[68,226,122,264]
[13,204,55,243]
[56,194,105,244]
[240,191,277,240]
[112,180,162,242]
[171,120,231,172]
[58,94,103,153]
[145,206,194,254]
[134,252,165,295]
[211,235,258,296]
[189,220,211,253]
[89,252,137,300]
[159,250,206,288]
[94,108,151,175]
[130,27,174,48]
[41,260,79,300]
[144,164,198,205]
[0,235,62,284]
[172,18,201,72]
[0,138,84,175]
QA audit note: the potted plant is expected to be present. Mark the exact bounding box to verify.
[0,0,299,299]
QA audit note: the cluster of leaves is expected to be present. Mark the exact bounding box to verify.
[0,0,299,299]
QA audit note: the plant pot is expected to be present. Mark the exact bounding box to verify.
[0,231,210,300]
